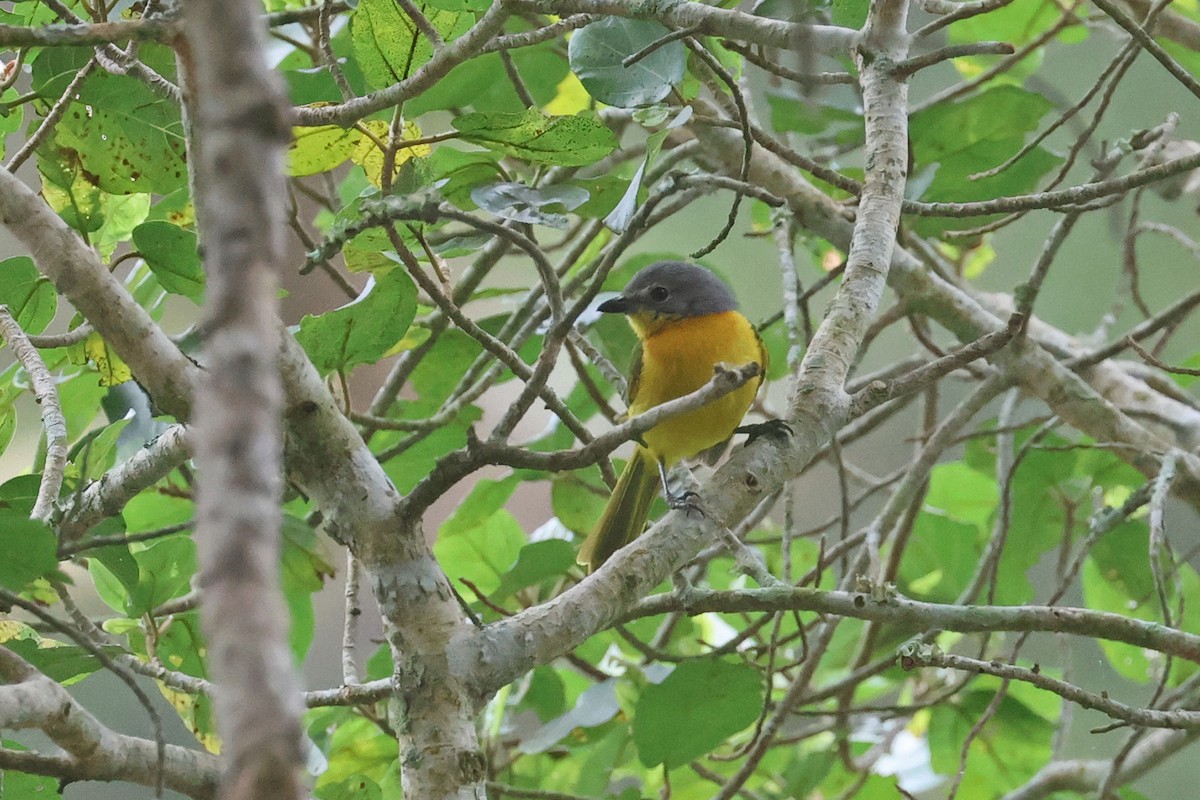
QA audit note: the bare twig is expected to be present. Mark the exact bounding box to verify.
[57,424,191,542]
[891,41,1014,77]
[0,307,68,521]
[6,57,98,172]
[905,649,1200,730]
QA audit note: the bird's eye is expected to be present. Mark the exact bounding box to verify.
[649,286,669,302]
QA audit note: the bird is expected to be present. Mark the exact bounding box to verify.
[577,261,773,572]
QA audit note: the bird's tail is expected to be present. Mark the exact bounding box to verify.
[578,446,659,572]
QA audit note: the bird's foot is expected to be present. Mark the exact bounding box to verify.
[736,419,793,445]
[666,488,704,518]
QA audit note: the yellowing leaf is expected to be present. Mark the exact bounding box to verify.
[0,620,37,643]
[83,332,133,387]
[544,72,591,116]
[160,685,222,754]
[352,120,432,188]
[351,0,471,89]
[289,124,361,177]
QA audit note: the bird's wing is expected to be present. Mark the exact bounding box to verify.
[626,339,644,408]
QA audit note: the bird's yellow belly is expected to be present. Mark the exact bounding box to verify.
[629,311,763,466]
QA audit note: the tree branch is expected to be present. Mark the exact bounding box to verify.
[56,424,191,543]
[903,648,1200,730]
[502,0,858,55]
[183,0,305,796]
[0,168,198,416]
[0,649,219,799]
[0,307,68,521]
[628,588,1200,664]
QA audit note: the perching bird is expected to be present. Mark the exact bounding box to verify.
[578,261,771,571]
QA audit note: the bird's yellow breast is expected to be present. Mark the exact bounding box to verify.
[628,310,764,466]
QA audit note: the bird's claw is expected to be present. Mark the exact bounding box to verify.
[736,419,793,445]
[666,489,704,517]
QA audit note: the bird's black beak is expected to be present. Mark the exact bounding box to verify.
[598,295,632,314]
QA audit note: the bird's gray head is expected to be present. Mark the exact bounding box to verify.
[597,261,739,319]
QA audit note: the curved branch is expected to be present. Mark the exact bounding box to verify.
[0,648,218,799]
[292,1,510,126]
[0,308,68,521]
[0,18,177,47]
[57,424,191,543]
[628,588,1200,665]
[184,0,306,794]
[792,0,910,400]
[504,0,857,54]
[0,168,198,417]
[904,649,1200,730]
[1000,728,1200,800]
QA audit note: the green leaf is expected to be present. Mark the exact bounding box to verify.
[929,682,1055,798]
[923,462,996,530]
[575,725,632,796]
[520,667,567,721]
[407,328,481,406]
[281,514,335,660]
[571,175,629,220]
[568,18,685,108]
[494,539,578,599]
[440,475,521,537]
[90,536,196,616]
[73,418,131,481]
[909,86,1061,236]
[0,393,15,461]
[948,0,1076,47]
[350,0,471,89]
[3,637,123,684]
[379,404,482,493]
[1083,524,1157,682]
[88,544,140,614]
[132,221,205,300]
[93,193,152,260]
[780,749,838,799]
[38,146,106,233]
[407,45,569,116]
[424,0,490,11]
[551,471,608,536]
[0,256,56,334]
[0,475,45,518]
[122,489,192,533]
[433,509,525,598]
[429,148,506,209]
[0,511,58,589]
[295,268,418,374]
[133,537,197,614]
[453,109,618,166]
[898,511,982,603]
[757,320,795,380]
[33,45,186,195]
[633,659,763,768]
[767,92,862,138]
[831,0,870,28]
[316,777,383,800]
[282,49,344,107]
[316,716,398,789]
[0,87,26,161]
[604,108,688,232]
